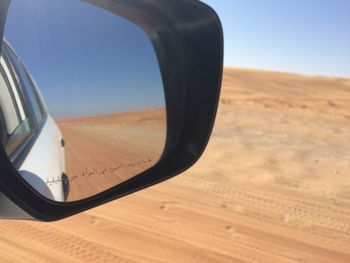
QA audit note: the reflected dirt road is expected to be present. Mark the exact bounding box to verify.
[57,108,166,201]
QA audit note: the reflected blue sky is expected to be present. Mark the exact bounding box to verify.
[4,0,165,118]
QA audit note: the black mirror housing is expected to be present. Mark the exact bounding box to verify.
[0,0,223,221]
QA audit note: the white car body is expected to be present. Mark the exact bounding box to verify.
[19,116,66,201]
[0,41,66,202]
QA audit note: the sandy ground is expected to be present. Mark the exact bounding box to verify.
[0,68,349,262]
[56,108,167,201]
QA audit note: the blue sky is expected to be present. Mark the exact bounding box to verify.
[203,0,350,77]
[4,0,165,118]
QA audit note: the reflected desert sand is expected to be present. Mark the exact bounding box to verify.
[56,108,167,201]
[0,68,349,262]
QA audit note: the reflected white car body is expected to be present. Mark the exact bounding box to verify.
[0,41,66,201]
[19,116,66,201]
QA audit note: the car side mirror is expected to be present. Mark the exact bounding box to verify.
[0,0,223,221]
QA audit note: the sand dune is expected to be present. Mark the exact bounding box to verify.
[0,68,349,262]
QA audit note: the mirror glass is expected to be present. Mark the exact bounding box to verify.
[0,0,167,202]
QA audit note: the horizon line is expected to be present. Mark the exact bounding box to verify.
[224,65,350,79]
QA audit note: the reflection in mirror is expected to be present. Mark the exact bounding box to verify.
[0,0,166,202]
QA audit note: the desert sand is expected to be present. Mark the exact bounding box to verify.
[0,68,349,262]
